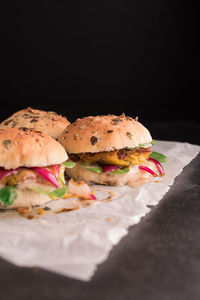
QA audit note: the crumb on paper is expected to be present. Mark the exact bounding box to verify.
[106,217,115,222]
[35,208,46,215]
[17,206,32,214]
[55,206,81,214]
[26,215,35,220]
[32,268,39,273]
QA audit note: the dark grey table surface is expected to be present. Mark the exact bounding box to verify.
[0,121,200,300]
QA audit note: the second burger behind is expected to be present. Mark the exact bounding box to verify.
[59,114,167,187]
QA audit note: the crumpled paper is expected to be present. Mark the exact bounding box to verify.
[0,141,199,281]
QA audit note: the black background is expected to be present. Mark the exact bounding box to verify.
[1,3,200,299]
[1,1,199,124]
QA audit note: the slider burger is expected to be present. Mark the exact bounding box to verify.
[0,107,70,140]
[0,127,72,209]
[59,114,167,187]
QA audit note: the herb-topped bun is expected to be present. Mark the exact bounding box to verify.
[59,114,167,187]
[0,127,68,169]
[59,114,152,153]
[0,127,69,209]
[0,107,70,140]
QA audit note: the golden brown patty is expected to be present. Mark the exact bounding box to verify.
[70,148,151,167]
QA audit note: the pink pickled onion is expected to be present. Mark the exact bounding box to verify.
[139,165,157,177]
[32,167,60,188]
[0,168,20,181]
[102,165,120,173]
[148,158,165,176]
[52,165,60,177]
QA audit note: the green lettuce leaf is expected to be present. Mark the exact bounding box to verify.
[149,151,168,163]
[139,140,156,148]
[80,163,103,173]
[80,163,130,174]
[0,186,17,206]
[28,185,68,199]
[107,167,130,174]
[58,176,65,185]
[63,161,76,168]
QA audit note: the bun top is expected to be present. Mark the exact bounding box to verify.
[59,114,152,153]
[0,127,68,169]
[0,107,70,140]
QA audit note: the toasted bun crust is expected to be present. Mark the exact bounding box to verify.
[0,127,68,169]
[59,114,152,153]
[66,160,157,187]
[0,107,70,140]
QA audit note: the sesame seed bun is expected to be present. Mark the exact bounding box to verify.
[0,107,70,140]
[0,127,68,169]
[59,114,152,153]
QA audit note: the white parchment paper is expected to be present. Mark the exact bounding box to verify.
[0,141,199,281]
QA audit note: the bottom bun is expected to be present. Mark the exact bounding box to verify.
[0,183,54,209]
[66,161,158,187]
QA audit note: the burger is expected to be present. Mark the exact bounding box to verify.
[0,127,71,209]
[0,107,70,140]
[59,114,167,187]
